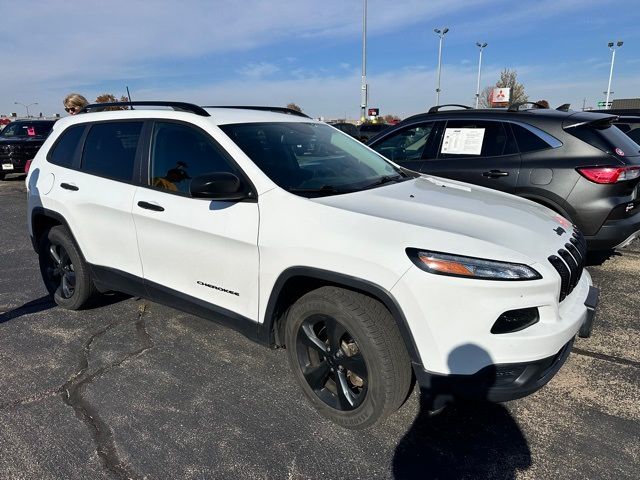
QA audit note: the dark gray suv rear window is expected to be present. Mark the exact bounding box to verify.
[568,123,640,158]
[48,125,85,168]
[81,122,142,181]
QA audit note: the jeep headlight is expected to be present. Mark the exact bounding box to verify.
[406,249,541,281]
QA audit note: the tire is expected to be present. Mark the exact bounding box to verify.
[38,225,96,310]
[284,286,412,429]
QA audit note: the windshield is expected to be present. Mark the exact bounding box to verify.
[0,122,54,138]
[220,122,410,196]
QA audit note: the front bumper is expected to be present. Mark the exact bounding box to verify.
[414,339,574,408]
[1,156,28,174]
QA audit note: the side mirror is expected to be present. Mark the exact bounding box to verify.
[190,172,249,201]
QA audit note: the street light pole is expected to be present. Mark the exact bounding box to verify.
[475,42,488,109]
[360,0,368,122]
[14,101,38,118]
[434,27,449,106]
[605,40,623,109]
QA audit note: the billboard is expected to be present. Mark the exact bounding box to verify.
[491,87,510,107]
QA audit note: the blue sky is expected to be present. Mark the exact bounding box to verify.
[1,0,639,119]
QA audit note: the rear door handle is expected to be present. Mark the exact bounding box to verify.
[482,170,509,178]
[137,201,164,212]
[60,182,79,191]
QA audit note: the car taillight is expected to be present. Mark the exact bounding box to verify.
[577,166,640,184]
[24,159,33,174]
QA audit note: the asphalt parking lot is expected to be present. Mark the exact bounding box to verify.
[0,174,638,480]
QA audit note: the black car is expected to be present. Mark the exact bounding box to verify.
[0,119,56,179]
[358,122,391,142]
[368,104,640,250]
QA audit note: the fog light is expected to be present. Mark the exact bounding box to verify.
[491,307,539,334]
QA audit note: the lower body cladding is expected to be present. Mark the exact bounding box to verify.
[391,266,598,405]
[585,200,640,250]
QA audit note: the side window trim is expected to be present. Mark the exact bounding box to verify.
[144,119,258,201]
[508,121,563,150]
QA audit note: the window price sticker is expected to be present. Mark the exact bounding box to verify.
[441,128,485,155]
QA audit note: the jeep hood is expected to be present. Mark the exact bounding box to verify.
[311,175,571,265]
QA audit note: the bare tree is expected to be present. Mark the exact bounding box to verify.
[478,69,528,108]
[286,103,302,113]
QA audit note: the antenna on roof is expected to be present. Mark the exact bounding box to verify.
[126,86,133,110]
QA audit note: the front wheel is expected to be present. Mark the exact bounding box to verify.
[38,225,95,310]
[284,286,412,429]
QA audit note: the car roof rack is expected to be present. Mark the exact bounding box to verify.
[79,101,210,116]
[556,103,571,112]
[427,104,473,114]
[507,101,547,112]
[202,105,310,118]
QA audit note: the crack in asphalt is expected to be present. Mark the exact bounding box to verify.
[59,303,154,480]
[572,347,640,369]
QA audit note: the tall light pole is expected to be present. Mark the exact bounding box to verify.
[14,101,38,118]
[605,40,623,109]
[475,42,488,108]
[360,0,368,122]
[434,27,449,106]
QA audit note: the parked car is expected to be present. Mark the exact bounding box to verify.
[358,122,391,142]
[590,109,640,144]
[0,119,56,179]
[368,104,640,251]
[328,121,360,139]
[27,101,597,429]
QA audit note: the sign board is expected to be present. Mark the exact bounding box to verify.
[491,87,510,107]
[597,101,612,107]
[441,128,485,155]
[368,108,379,117]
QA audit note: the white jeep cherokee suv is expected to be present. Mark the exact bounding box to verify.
[26,102,598,429]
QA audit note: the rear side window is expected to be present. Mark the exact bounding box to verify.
[439,120,517,158]
[49,125,85,168]
[81,122,142,181]
[510,123,559,153]
[568,123,640,157]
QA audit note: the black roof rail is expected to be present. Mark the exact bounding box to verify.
[80,101,210,116]
[556,103,571,112]
[202,105,310,118]
[507,101,547,112]
[427,104,473,114]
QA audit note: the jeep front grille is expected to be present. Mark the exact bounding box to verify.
[548,228,587,302]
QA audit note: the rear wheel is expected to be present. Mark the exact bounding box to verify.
[284,286,412,429]
[38,226,95,310]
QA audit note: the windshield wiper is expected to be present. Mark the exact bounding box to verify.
[361,174,406,189]
[288,185,352,196]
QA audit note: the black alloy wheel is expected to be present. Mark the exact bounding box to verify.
[44,243,76,299]
[296,314,368,411]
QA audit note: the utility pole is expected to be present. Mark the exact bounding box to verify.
[360,0,368,122]
[475,42,488,108]
[434,27,449,106]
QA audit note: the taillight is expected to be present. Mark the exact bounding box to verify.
[577,166,640,184]
[24,159,33,174]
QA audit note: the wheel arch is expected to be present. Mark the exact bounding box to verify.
[261,267,424,367]
[30,208,80,256]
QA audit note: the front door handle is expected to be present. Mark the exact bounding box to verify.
[60,182,79,191]
[482,170,509,178]
[137,201,164,212]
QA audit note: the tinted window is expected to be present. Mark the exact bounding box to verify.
[81,122,142,181]
[439,120,517,158]
[371,123,434,163]
[49,125,85,168]
[1,121,54,138]
[150,122,238,194]
[511,123,554,153]
[614,121,640,145]
[569,123,640,157]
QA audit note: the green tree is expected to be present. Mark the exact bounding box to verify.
[479,68,528,108]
